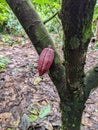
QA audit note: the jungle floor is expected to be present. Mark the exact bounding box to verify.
[0,33,98,130]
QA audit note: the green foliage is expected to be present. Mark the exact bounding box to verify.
[93,3,98,20]
[1,34,25,46]
[5,13,23,34]
[32,0,60,7]
[39,104,51,118]
[92,1,98,34]
[28,114,38,122]
[95,41,98,50]
[0,57,9,71]
[92,1,98,50]
[33,0,49,5]
[0,2,24,34]
[0,3,9,27]
[31,0,63,44]
[0,0,61,36]
[1,34,14,46]
[28,104,51,123]
[32,0,61,33]
[0,0,6,3]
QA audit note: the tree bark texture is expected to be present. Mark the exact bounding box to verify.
[61,0,96,90]
[6,0,98,130]
[60,0,97,129]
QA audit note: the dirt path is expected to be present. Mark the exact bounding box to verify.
[0,35,98,130]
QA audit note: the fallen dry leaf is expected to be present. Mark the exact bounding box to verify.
[33,77,42,85]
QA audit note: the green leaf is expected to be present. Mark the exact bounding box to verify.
[32,0,49,5]
[0,57,9,71]
[28,114,38,122]
[7,128,12,130]
[29,109,39,115]
[39,104,51,118]
[0,0,6,4]
[95,41,98,47]
[33,77,42,85]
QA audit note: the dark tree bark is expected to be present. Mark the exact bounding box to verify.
[6,0,98,130]
[61,0,96,90]
[59,0,97,129]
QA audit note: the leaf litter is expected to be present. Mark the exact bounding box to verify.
[0,34,98,130]
[0,34,61,130]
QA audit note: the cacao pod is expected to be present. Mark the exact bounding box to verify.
[38,47,54,76]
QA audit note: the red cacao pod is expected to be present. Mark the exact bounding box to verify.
[38,47,54,76]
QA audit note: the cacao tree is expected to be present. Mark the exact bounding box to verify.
[6,0,98,130]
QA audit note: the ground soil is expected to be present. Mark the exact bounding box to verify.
[0,34,98,130]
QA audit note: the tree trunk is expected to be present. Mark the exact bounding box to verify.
[60,63,98,130]
[6,0,98,130]
[59,0,97,129]
[60,100,84,130]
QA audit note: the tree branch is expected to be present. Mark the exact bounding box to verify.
[43,11,58,24]
[84,64,98,99]
[6,0,66,96]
